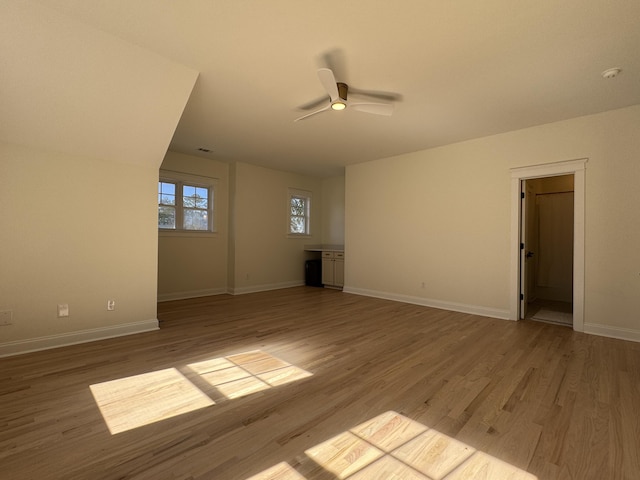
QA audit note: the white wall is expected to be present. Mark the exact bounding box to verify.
[230,162,323,293]
[157,152,229,301]
[345,105,640,341]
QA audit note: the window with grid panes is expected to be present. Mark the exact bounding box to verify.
[158,176,214,232]
[288,189,311,236]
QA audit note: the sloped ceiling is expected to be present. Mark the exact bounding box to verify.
[0,1,198,169]
[10,1,640,175]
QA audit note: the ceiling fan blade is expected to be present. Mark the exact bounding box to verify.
[350,102,394,116]
[317,68,340,101]
[294,105,331,122]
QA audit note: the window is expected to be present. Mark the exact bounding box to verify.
[158,182,177,229]
[288,188,311,236]
[182,185,209,230]
[158,173,215,232]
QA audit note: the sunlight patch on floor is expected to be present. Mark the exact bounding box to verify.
[90,350,312,435]
[187,350,312,400]
[89,368,214,435]
[247,411,538,479]
[245,462,306,480]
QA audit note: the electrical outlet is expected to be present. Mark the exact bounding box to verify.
[57,304,69,317]
[107,300,115,311]
[0,310,12,326]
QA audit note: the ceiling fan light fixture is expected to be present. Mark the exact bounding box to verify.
[294,66,398,121]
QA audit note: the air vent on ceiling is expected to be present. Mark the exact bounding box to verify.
[601,67,622,79]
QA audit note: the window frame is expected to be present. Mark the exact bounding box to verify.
[287,188,312,237]
[158,181,177,230]
[158,170,217,236]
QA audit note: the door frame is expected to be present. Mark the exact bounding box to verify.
[509,159,587,331]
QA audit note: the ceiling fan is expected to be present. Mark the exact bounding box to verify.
[294,67,398,122]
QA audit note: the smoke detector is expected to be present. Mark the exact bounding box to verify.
[601,68,622,79]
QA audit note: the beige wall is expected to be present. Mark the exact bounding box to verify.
[345,105,640,340]
[529,175,574,194]
[1,1,197,170]
[157,152,230,300]
[230,162,323,293]
[0,143,159,348]
[228,163,238,290]
[527,175,574,302]
[158,158,342,298]
[321,176,346,245]
[0,2,197,354]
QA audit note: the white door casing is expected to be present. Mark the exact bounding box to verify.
[510,159,586,332]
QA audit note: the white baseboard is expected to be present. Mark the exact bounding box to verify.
[0,319,159,358]
[583,323,640,343]
[229,281,304,295]
[158,288,228,302]
[343,287,640,343]
[343,286,511,320]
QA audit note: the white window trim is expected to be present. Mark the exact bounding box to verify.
[159,169,218,236]
[287,187,312,237]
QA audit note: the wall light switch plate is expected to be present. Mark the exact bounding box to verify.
[0,310,12,326]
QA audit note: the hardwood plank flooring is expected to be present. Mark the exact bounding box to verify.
[1,287,639,479]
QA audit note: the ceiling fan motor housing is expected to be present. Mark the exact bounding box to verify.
[336,82,348,101]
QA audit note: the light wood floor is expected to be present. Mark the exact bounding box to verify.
[1,287,639,479]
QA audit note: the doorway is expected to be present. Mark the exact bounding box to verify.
[521,175,574,326]
[509,159,587,332]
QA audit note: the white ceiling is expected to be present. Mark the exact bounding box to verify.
[40,0,640,176]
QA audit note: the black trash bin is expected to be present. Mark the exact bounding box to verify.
[305,259,322,287]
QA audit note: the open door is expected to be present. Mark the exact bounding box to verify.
[519,181,537,319]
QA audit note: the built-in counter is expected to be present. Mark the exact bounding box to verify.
[304,245,344,288]
[303,244,344,253]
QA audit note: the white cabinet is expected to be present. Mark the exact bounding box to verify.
[322,251,344,288]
